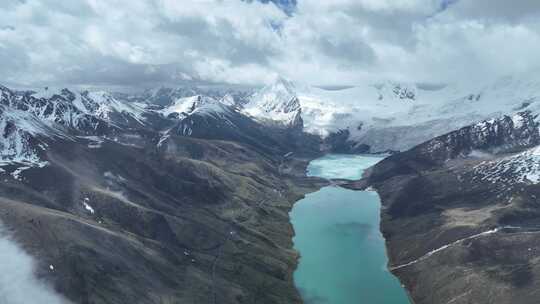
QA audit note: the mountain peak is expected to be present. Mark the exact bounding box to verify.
[267,75,296,94]
[241,76,302,128]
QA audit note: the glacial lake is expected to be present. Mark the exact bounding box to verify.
[290,154,410,304]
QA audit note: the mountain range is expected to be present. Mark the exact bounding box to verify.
[4,72,540,303]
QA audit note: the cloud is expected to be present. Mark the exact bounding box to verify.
[317,36,375,66]
[0,41,31,84]
[443,0,540,23]
[1,0,540,87]
[0,0,289,87]
[0,227,69,304]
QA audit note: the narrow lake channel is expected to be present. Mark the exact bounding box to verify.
[290,154,410,304]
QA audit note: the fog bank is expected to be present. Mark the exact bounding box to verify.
[0,227,69,304]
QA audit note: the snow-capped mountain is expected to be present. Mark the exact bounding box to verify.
[160,95,222,119]
[75,90,147,125]
[0,86,322,304]
[22,86,149,131]
[5,76,540,304]
[159,95,317,155]
[242,73,540,152]
[138,85,252,107]
[419,111,540,161]
[0,105,54,168]
[164,100,284,152]
[0,82,315,176]
[473,145,540,186]
[357,98,540,304]
[242,76,303,129]
[0,85,159,174]
[7,70,540,171]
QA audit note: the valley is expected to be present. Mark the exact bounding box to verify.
[346,112,540,304]
[0,84,327,303]
[290,154,409,304]
[3,74,540,303]
[5,1,540,303]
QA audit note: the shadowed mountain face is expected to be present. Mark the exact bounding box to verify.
[346,111,540,304]
[0,84,325,304]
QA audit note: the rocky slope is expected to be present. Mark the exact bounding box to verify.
[348,111,540,304]
[0,84,325,304]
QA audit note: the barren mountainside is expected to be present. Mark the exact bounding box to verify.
[347,110,540,304]
[0,84,325,304]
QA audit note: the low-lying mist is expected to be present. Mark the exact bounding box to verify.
[0,226,69,304]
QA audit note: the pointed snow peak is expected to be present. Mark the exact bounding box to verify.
[250,76,300,114]
[0,84,12,93]
[241,76,302,128]
[59,88,76,101]
[266,75,296,95]
[0,85,14,101]
[253,75,298,108]
[219,94,236,107]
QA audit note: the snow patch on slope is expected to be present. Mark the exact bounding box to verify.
[0,107,58,168]
[161,95,219,117]
[82,91,146,124]
[473,145,540,185]
[161,94,238,137]
[0,84,156,171]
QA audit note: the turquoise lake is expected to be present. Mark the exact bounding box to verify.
[290,154,410,304]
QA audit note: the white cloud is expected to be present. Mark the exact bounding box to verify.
[0,228,69,304]
[1,0,540,87]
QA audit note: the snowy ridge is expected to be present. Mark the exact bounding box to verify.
[473,145,540,185]
[139,86,250,107]
[161,95,220,118]
[160,93,240,138]
[0,87,73,168]
[0,84,155,172]
[417,111,540,161]
[24,87,148,129]
[80,90,146,125]
[172,102,237,137]
[0,107,48,167]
